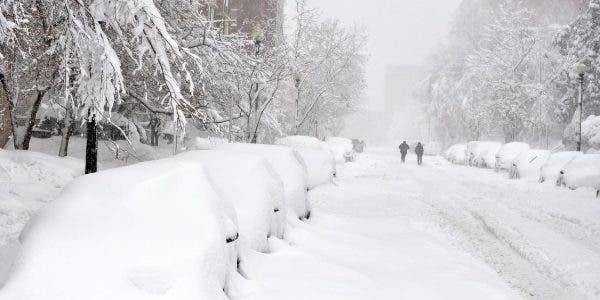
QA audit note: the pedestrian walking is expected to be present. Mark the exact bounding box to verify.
[415,142,424,165]
[149,115,161,147]
[399,141,410,163]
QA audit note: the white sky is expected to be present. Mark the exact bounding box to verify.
[285,0,462,110]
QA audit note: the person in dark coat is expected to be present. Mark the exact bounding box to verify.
[399,141,410,163]
[415,142,424,165]
[149,115,162,147]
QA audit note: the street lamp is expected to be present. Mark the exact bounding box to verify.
[575,63,588,152]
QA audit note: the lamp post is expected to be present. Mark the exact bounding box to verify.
[575,63,587,152]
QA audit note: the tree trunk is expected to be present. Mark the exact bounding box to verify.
[20,89,47,150]
[0,76,12,148]
[85,113,98,174]
[58,104,74,157]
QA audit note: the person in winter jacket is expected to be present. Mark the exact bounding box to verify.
[415,142,424,165]
[399,141,410,163]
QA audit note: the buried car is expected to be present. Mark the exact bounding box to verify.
[0,158,239,300]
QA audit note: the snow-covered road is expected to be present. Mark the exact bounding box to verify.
[240,147,600,300]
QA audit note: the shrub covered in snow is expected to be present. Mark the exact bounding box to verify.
[466,141,502,168]
[445,144,468,165]
[561,154,600,191]
[1,158,239,299]
[508,149,551,180]
[214,143,311,220]
[495,142,530,170]
[325,137,356,163]
[276,136,336,188]
[176,150,286,247]
[540,152,584,184]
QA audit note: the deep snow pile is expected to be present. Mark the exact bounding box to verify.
[275,136,324,149]
[466,141,502,168]
[540,152,583,184]
[214,143,311,220]
[0,150,83,246]
[445,144,468,165]
[325,137,355,163]
[562,154,600,190]
[275,136,336,188]
[1,158,239,300]
[495,142,530,170]
[0,151,83,287]
[509,149,551,180]
[176,151,286,248]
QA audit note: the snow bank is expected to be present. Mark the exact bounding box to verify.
[445,144,468,165]
[1,158,238,300]
[0,150,83,247]
[214,143,311,220]
[275,135,323,149]
[466,141,502,168]
[276,136,336,188]
[562,154,600,190]
[495,142,530,170]
[509,149,551,180]
[194,137,228,150]
[176,150,285,249]
[540,152,584,184]
[0,150,83,187]
[325,137,356,163]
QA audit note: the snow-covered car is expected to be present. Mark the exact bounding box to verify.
[508,149,551,180]
[1,158,239,300]
[495,142,530,170]
[325,137,356,163]
[177,150,286,248]
[276,136,336,188]
[445,144,468,165]
[214,143,311,220]
[540,151,584,184]
[560,154,600,191]
[466,141,502,168]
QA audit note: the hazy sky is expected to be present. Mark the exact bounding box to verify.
[285,0,462,110]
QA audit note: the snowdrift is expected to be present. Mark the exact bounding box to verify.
[214,143,311,220]
[445,144,468,165]
[466,141,502,168]
[540,152,584,184]
[509,149,551,180]
[561,154,600,190]
[0,150,83,187]
[1,159,238,300]
[176,150,286,248]
[325,137,356,163]
[276,136,336,188]
[495,142,530,170]
[275,135,323,150]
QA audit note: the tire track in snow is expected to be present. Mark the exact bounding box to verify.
[412,165,592,299]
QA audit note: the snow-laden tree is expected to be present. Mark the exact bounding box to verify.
[287,1,367,139]
[420,0,582,147]
[555,0,600,148]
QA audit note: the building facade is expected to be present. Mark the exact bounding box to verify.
[210,0,284,43]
